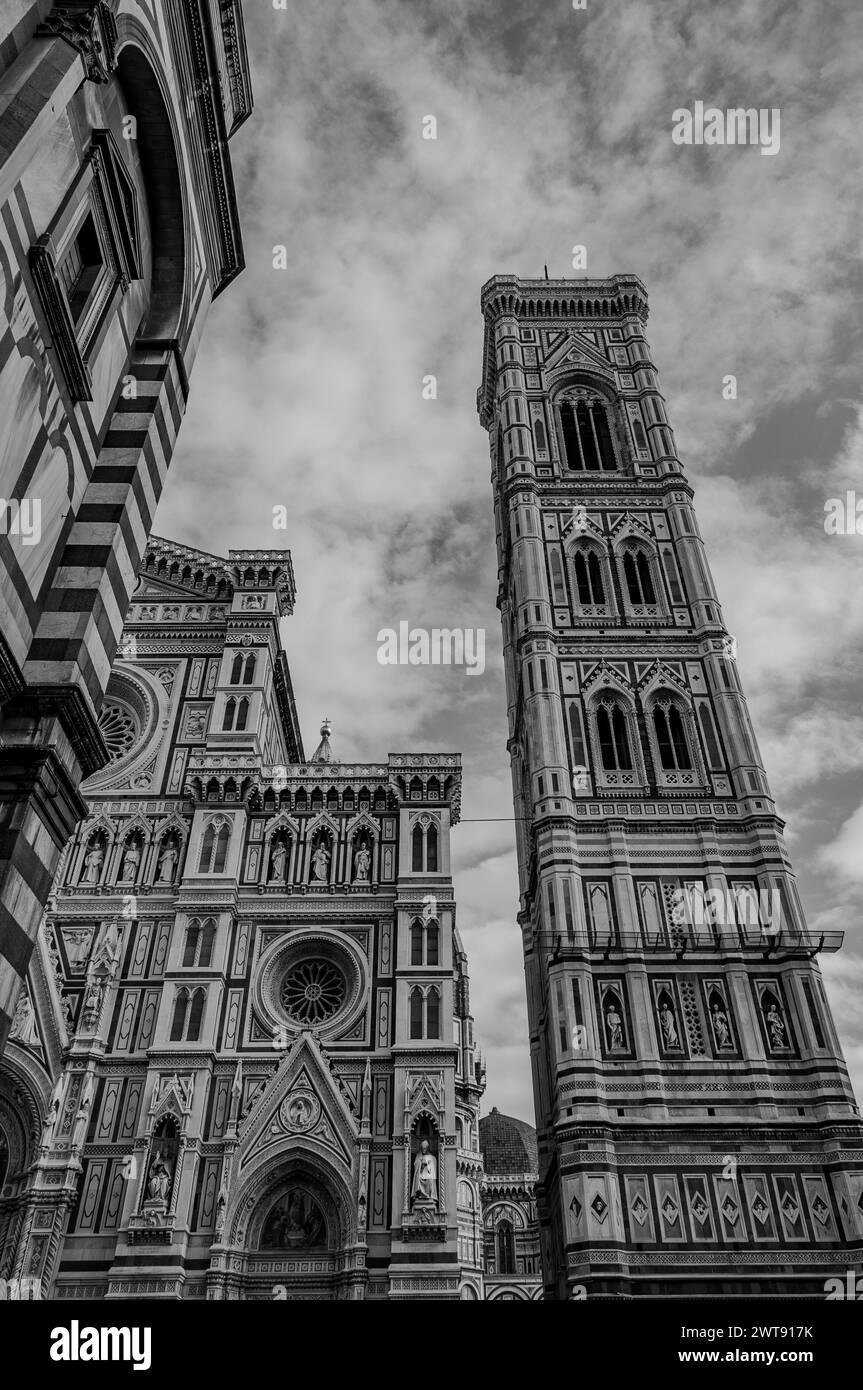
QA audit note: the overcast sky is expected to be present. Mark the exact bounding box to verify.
[156,0,863,1121]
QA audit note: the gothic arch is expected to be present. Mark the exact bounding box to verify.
[114,26,188,340]
[227,1147,357,1255]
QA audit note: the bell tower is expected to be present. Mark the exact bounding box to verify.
[477,273,863,1297]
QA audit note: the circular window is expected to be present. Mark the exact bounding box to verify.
[280,959,346,1025]
[99,701,139,762]
[256,930,367,1040]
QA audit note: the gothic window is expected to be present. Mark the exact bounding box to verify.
[412,824,423,871]
[426,987,440,1038]
[411,818,440,872]
[230,654,243,684]
[182,924,200,968]
[597,703,632,771]
[534,417,547,453]
[223,698,236,731]
[409,986,440,1039]
[236,697,249,731]
[559,398,617,471]
[497,1220,516,1274]
[199,821,230,874]
[243,654,255,684]
[187,987,205,1042]
[411,922,423,965]
[426,922,440,965]
[654,704,692,770]
[409,986,424,1039]
[632,416,647,451]
[623,549,656,605]
[574,549,605,606]
[170,988,189,1041]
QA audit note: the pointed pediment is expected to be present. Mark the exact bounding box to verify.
[544,331,615,376]
[237,1032,359,1177]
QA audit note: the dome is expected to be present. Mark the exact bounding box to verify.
[479,1108,538,1175]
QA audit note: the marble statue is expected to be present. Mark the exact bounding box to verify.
[268,840,287,883]
[311,844,330,882]
[147,1153,172,1204]
[354,846,371,881]
[659,1002,679,1048]
[411,1140,438,1206]
[156,843,178,883]
[81,844,104,884]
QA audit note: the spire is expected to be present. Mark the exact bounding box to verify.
[310,717,334,764]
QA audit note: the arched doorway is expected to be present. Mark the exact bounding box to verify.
[217,1155,361,1301]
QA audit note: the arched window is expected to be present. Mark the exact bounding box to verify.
[632,417,647,451]
[534,418,547,453]
[199,921,216,968]
[236,697,249,732]
[243,654,255,685]
[426,922,439,965]
[230,653,243,684]
[426,824,438,872]
[597,703,632,771]
[199,821,230,874]
[574,550,605,605]
[170,989,189,1041]
[187,987,205,1042]
[409,987,424,1039]
[560,399,617,471]
[198,825,215,873]
[182,924,200,968]
[426,987,440,1039]
[654,705,691,771]
[412,824,424,872]
[497,1220,516,1275]
[411,921,424,965]
[223,697,236,731]
[623,549,656,605]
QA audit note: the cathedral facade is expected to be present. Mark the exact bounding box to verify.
[0,537,486,1300]
[0,1,251,1057]
[477,273,863,1297]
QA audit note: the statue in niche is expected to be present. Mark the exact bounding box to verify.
[9,989,39,1047]
[710,1001,731,1049]
[411,1139,438,1207]
[353,845,371,881]
[268,839,287,883]
[146,1152,172,1205]
[156,842,178,884]
[765,1000,787,1049]
[118,842,140,884]
[82,977,104,1025]
[311,843,330,882]
[604,1002,624,1051]
[658,999,679,1049]
[81,843,104,884]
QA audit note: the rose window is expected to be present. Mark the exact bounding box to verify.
[99,701,139,762]
[280,959,346,1025]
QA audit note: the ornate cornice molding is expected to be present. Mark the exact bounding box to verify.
[37,1,119,84]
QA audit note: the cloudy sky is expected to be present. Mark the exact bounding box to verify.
[156,0,863,1120]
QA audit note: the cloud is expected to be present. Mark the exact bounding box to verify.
[155,0,863,1120]
[819,801,863,883]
